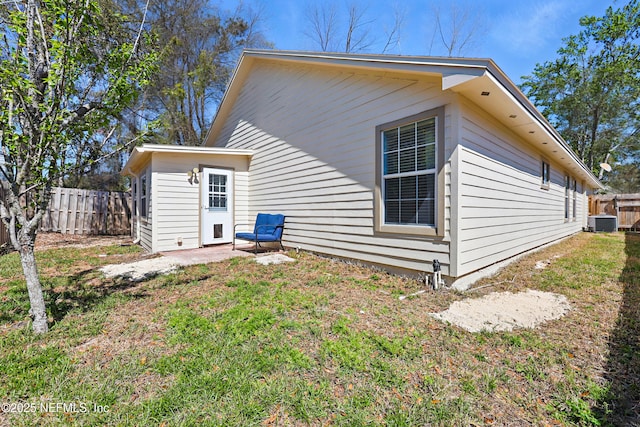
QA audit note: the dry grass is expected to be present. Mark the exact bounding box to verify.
[0,231,638,426]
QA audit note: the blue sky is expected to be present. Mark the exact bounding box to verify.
[229,0,616,84]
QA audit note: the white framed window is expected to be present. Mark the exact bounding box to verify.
[572,179,578,220]
[382,118,436,226]
[564,175,571,221]
[375,107,444,236]
[541,161,550,189]
[140,170,148,218]
[132,180,138,217]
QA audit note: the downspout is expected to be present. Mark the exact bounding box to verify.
[125,168,141,244]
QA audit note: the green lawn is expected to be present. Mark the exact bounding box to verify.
[0,232,638,426]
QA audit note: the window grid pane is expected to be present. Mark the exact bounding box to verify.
[565,176,571,219]
[383,128,398,152]
[542,161,550,186]
[384,151,398,175]
[208,174,228,211]
[399,148,416,173]
[572,179,577,219]
[382,117,436,227]
[399,124,415,149]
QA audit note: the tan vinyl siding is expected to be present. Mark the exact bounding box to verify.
[196,51,603,279]
[234,170,250,228]
[154,171,199,252]
[140,223,152,252]
[151,152,250,252]
[214,61,454,274]
[456,101,586,276]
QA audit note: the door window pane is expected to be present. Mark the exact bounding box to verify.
[208,174,228,211]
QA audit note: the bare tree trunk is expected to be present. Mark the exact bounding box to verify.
[19,238,48,334]
[5,186,49,334]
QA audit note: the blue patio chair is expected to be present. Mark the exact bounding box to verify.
[233,213,286,254]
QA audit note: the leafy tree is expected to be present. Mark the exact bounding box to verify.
[521,0,640,179]
[0,0,157,333]
[65,151,130,191]
[144,0,269,145]
[604,160,640,193]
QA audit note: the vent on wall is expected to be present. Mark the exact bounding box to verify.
[587,215,617,232]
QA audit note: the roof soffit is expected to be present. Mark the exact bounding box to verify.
[448,73,601,188]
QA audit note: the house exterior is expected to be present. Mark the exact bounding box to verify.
[124,49,602,284]
[122,145,252,253]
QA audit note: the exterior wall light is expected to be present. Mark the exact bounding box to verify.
[187,167,199,184]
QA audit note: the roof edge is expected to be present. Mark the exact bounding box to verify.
[133,143,253,156]
[240,48,495,69]
[121,144,253,176]
[206,49,603,189]
[482,70,603,189]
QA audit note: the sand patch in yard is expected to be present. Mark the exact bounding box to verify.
[430,289,571,333]
[99,257,184,281]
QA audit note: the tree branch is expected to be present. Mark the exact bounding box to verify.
[60,102,102,127]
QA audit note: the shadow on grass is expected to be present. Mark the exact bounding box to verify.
[1,250,229,330]
[46,263,224,324]
[46,268,151,323]
[0,269,146,327]
[599,232,640,425]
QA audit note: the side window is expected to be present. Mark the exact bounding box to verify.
[541,161,550,189]
[375,106,445,236]
[382,118,436,226]
[132,180,138,217]
[572,179,578,220]
[564,175,571,220]
[141,172,147,218]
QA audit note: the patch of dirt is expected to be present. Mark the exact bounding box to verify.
[429,289,571,332]
[35,232,132,251]
[71,287,174,371]
[100,246,273,282]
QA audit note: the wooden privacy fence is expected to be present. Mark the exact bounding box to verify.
[1,187,132,247]
[589,193,640,231]
[42,187,131,235]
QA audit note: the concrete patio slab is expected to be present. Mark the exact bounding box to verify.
[101,244,287,282]
[160,244,254,265]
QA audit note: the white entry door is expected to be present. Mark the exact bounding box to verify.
[201,167,233,245]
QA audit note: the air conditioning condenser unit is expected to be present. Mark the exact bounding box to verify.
[587,215,617,232]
